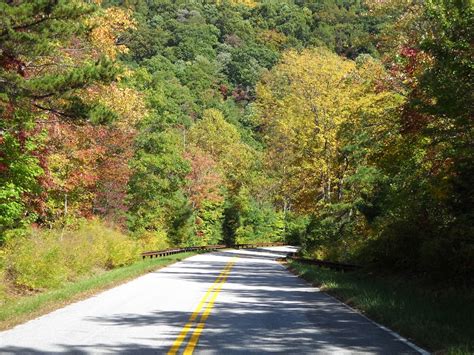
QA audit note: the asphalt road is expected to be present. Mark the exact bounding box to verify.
[0,246,427,354]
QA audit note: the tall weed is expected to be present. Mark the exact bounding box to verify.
[3,220,140,291]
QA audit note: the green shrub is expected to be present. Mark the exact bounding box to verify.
[137,230,170,252]
[0,253,8,306]
[4,220,140,291]
[0,277,7,306]
[223,191,285,245]
[6,233,68,290]
[107,238,140,268]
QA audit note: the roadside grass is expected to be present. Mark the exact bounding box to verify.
[288,261,474,355]
[0,252,198,330]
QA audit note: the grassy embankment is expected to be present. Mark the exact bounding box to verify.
[288,261,474,355]
[0,252,197,330]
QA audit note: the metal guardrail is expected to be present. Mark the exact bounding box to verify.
[141,242,286,259]
[141,243,359,272]
[233,242,286,249]
[141,244,225,259]
[286,254,360,272]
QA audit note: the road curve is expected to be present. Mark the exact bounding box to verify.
[0,247,425,354]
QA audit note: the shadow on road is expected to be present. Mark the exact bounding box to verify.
[1,248,418,354]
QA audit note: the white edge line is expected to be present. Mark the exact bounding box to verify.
[274,256,431,355]
[324,292,430,355]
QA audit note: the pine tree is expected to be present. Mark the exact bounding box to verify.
[0,0,120,239]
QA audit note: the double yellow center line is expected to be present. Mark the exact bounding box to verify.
[167,257,238,355]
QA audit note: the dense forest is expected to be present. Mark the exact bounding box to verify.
[0,0,472,294]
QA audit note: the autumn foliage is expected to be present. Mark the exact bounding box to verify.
[0,0,472,293]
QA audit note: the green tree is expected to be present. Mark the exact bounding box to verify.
[188,108,254,190]
[0,0,126,239]
[127,128,190,244]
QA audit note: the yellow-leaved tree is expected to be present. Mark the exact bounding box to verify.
[256,47,407,260]
[87,7,137,60]
[256,48,404,216]
[256,48,356,212]
[216,0,258,8]
[188,108,255,191]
